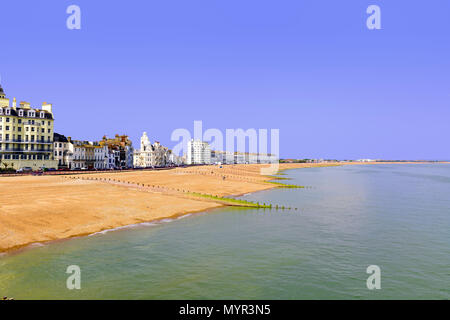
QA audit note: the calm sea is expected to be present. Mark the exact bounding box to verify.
[1,164,449,299]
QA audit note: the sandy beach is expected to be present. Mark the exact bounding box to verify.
[0,162,442,254]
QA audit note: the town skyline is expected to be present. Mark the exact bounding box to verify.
[1,82,283,171]
[1,81,448,164]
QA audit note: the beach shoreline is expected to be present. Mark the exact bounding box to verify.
[0,162,445,255]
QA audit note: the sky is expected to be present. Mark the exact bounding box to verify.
[1,0,449,160]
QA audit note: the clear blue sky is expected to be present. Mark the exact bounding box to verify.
[1,0,449,160]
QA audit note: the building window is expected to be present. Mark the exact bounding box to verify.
[19,110,23,116]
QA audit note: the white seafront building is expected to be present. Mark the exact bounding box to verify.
[210,150,277,165]
[186,139,211,165]
[133,132,183,168]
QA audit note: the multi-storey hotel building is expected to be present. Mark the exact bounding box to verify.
[0,84,57,170]
[186,139,211,165]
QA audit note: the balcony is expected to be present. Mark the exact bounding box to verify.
[0,139,53,144]
[0,148,52,153]
[24,121,42,126]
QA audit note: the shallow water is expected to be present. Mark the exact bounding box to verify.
[0,164,449,299]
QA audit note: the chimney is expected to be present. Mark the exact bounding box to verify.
[42,102,52,113]
[20,101,31,109]
[12,97,16,108]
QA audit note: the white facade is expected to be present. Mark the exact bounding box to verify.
[187,139,211,165]
[72,142,86,168]
[210,150,277,165]
[211,150,230,165]
[107,150,116,169]
[133,132,182,168]
[94,145,109,169]
[54,137,110,169]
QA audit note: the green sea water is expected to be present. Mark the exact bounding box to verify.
[0,164,449,299]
